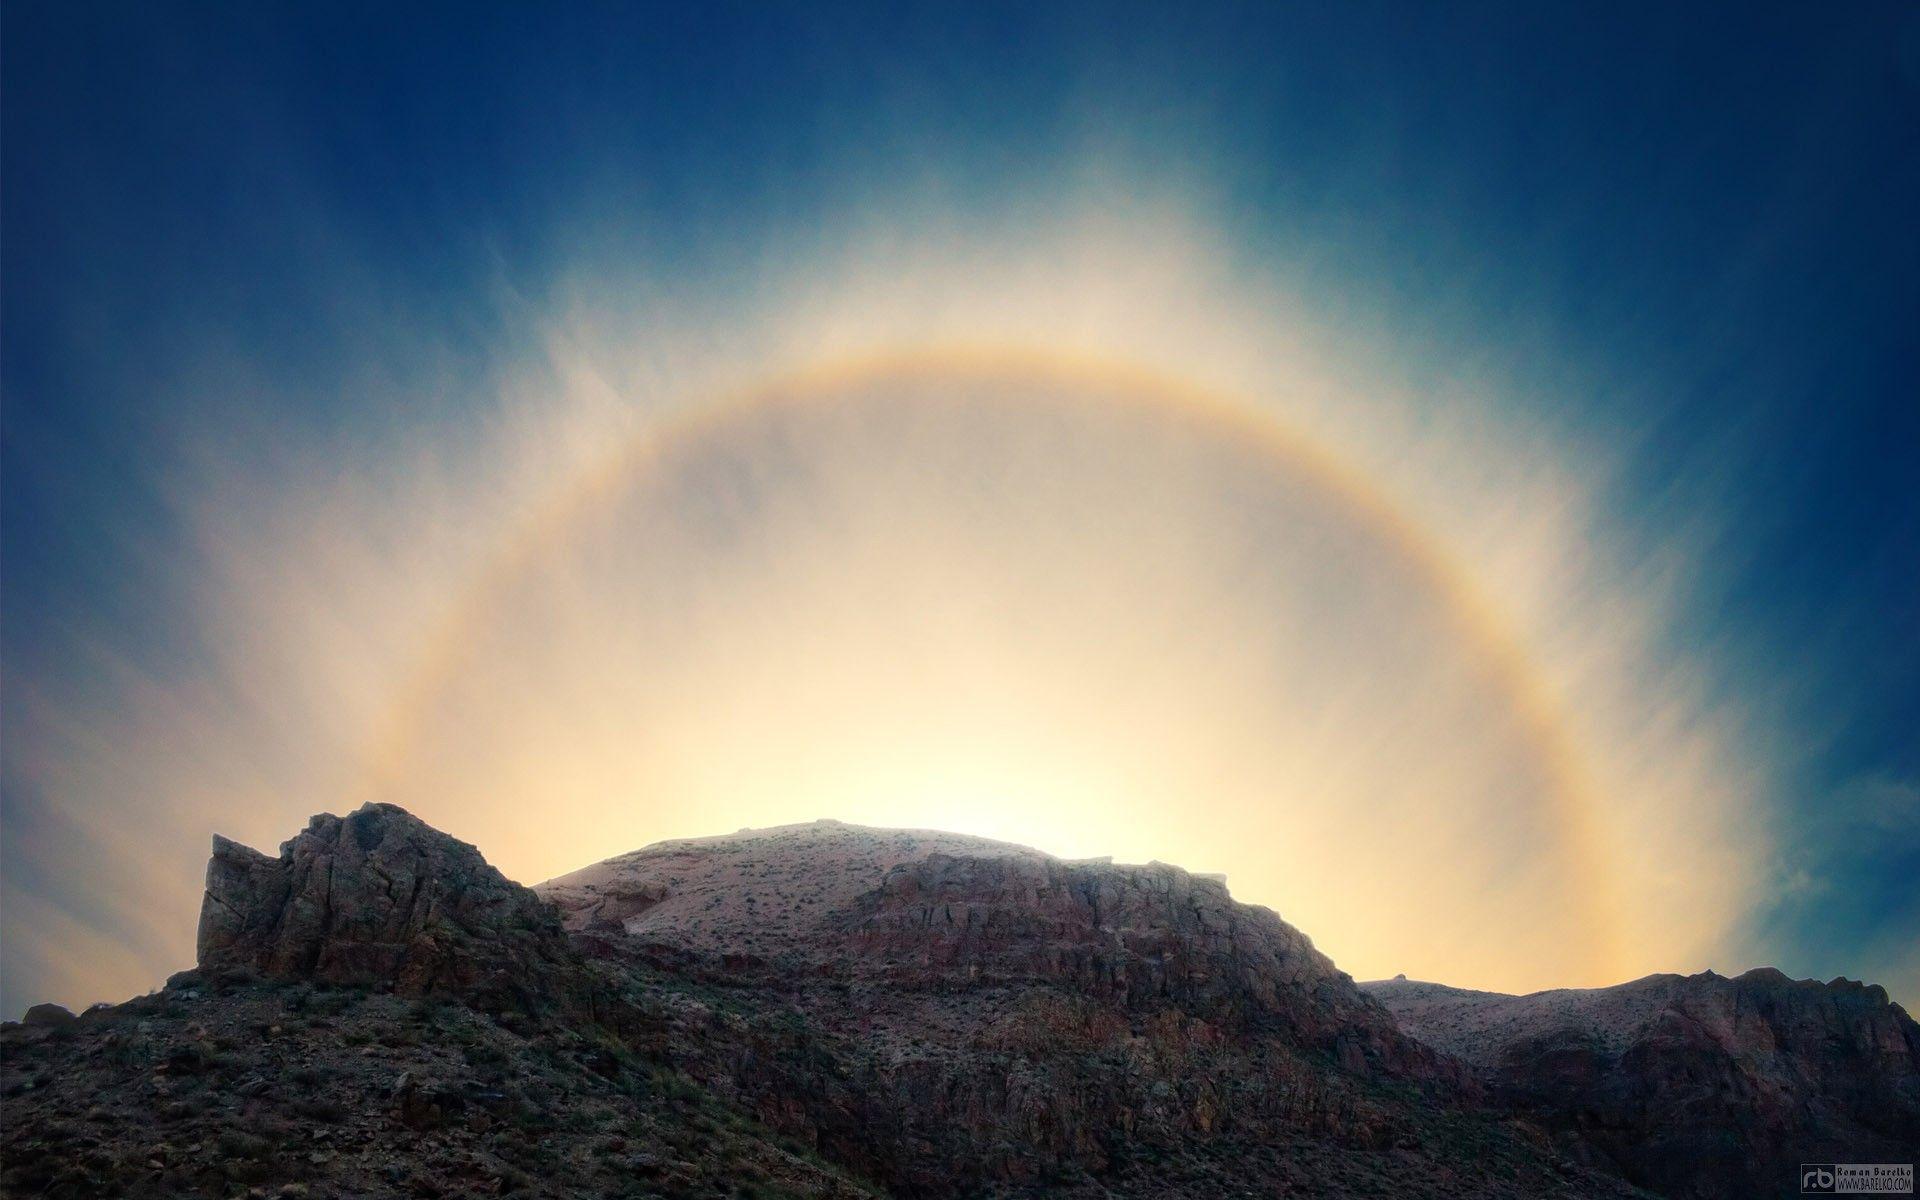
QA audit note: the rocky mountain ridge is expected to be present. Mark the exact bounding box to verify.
[1365,969,1920,1198]
[5,803,1915,1198]
[536,820,1455,1083]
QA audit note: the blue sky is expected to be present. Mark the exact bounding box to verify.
[3,2,1916,1015]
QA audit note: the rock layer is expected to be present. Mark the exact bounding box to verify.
[839,851,1458,1082]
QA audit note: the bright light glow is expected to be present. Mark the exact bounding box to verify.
[6,195,1772,1003]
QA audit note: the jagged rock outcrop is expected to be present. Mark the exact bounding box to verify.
[196,802,591,1016]
[1367,968,1920,1198]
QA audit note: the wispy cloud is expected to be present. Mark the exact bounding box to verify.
[1,183,1801,1014]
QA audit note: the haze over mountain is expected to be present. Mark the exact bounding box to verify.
[4,805,1914,1199]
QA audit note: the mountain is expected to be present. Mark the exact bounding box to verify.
[529,819,1514,1194]
[2,803,1913,1198]
[1364,971,1920,1198]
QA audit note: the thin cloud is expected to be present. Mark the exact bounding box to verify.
[1,188,1798,1012]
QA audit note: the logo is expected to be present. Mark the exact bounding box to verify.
[1802,1164,1914,1194]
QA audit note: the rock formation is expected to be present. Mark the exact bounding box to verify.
[1366,969,1920,1198]
[196,803,595,1018]
[538,820,1500,1194]
[6,804,1915,1199]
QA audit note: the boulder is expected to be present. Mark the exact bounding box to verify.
[20,1004,75,1028]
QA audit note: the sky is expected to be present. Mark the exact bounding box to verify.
[2,1,1916,1018]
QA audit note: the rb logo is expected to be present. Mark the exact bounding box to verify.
[1802,1165,1836,1193]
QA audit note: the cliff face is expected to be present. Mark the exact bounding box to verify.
[1367,969,1920,1199]
[837,851,1458,1082]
